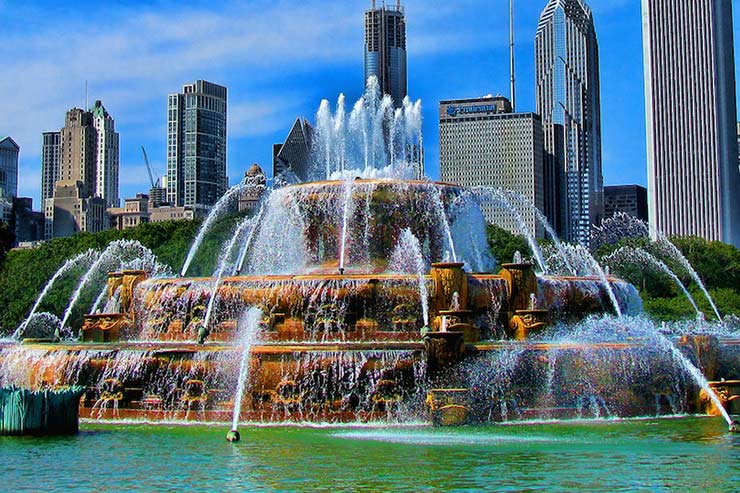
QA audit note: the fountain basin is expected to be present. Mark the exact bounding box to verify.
[1,338,738,423]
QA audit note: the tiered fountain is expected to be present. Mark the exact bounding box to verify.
[1,79,738,432]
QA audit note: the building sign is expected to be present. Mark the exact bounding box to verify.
[446,104,496,117]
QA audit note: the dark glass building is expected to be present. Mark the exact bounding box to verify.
[166,80,228,210]
[273,118,313,182]
[536,0,603,246]
[604,185,648,222]
[364,1,407,107]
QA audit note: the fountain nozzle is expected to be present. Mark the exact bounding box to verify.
[729,421,740,433]
[338,268,345,275]
[197,326,208,345]
[226,429,240,442]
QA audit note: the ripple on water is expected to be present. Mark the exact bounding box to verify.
[332,429,566,446]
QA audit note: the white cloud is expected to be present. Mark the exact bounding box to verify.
[3,0,515,201]
[229,94,309,139]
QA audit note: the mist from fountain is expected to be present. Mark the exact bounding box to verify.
[431,188,458,263]
[13,249,97,340]
[389,229,430,327]
[542,315,732,425]
[652,330,732,425]
[230,307,263,432]
[447,192,496,272]
[603,246,701,317]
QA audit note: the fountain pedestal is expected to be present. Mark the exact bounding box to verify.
[119,270,148,315]
[700,380,740,416]
[499,263,538,312]
[430,263,468,313]
[509,309,549,341]
[426,389,470,426]
[423,331,465,370]
[434,310,479,343]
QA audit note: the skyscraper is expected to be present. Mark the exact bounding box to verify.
[0,136,19,200]
[58,108,96,193]
[91,100,120,208]
[364,0,407,107]
[439,96,546,238]
[643,0,740,246]
[273,118,313,182]
[535,0,603,245]
[166,80,228,210]
[45,103,116,239]
[41,131,61,203]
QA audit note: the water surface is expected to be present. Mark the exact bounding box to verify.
[3,417,738,492]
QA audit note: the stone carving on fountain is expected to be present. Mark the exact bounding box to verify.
[81,270,148,342]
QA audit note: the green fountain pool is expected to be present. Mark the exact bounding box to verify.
[3,417,738,492]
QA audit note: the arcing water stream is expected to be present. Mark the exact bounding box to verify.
[594,213,722,321]
[230,307,263,433]
[13,249,97,340]
[604,246,701,317]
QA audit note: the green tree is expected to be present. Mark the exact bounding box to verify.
[486,224,531,266]
[0,220,13,264]
[670,236,740,290]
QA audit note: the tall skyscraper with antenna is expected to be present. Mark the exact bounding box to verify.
[364,0,407,108]
[535,0,603,245]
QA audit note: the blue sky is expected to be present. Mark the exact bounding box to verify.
[1,0,738,207]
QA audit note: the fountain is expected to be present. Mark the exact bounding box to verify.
[0,80,738,431]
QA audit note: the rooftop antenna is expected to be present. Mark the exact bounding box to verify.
[85,80,88,110]
[509,0,516,112]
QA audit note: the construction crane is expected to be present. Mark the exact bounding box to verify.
[141,146,159,188]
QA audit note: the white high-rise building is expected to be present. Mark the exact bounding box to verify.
[642,0,740,246]
[535,0,603,246]
[91,100,120,208]
[439,96,546,238]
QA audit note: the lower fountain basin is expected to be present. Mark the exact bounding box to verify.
[1,337,737,424]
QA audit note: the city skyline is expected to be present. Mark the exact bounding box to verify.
[2,0,740,206]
